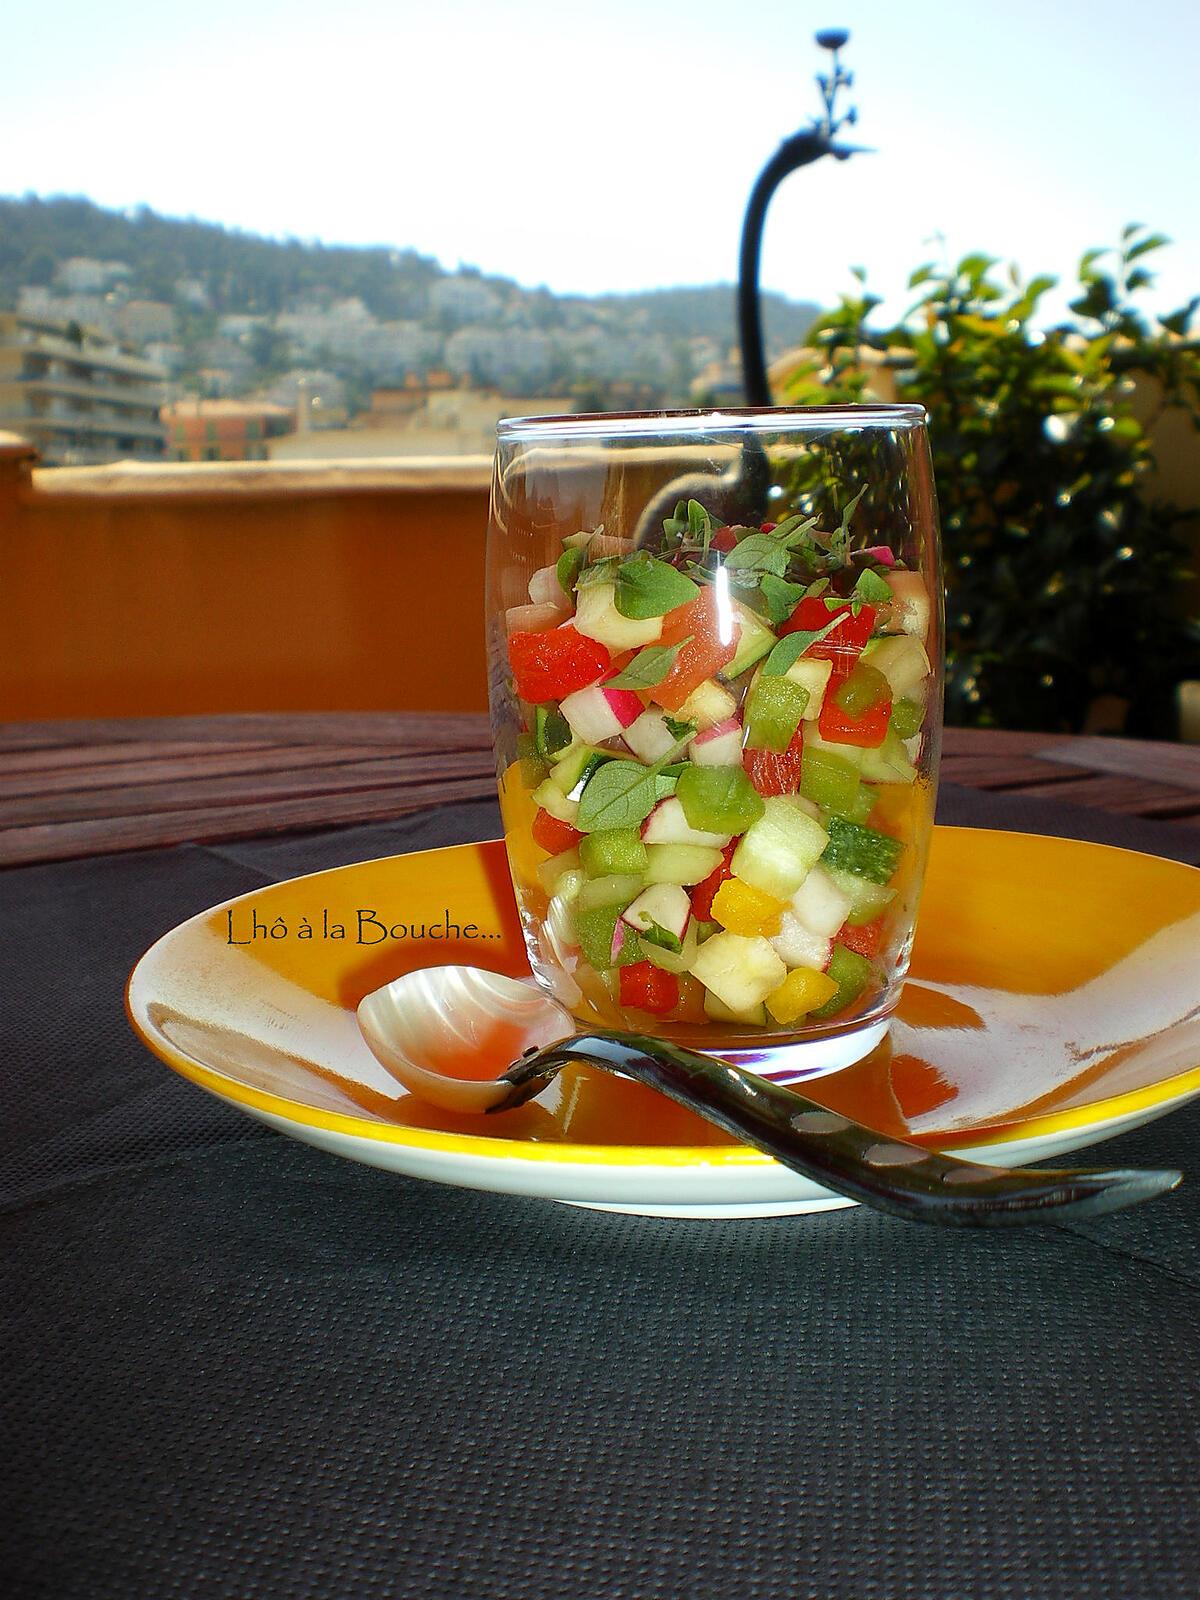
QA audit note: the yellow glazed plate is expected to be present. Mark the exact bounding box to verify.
[127,828,1200,1218]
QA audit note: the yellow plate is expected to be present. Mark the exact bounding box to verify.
[127,828,1200,1218]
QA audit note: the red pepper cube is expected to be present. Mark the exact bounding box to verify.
[618,961,680,1015]
[744,724,806,797]
[818,694,890,749]
[780,598,876,657]
[531,808,583,856]
[689,841,737,921]
[837,918,884,958]
[507,626,609,705]
[710,527,739,553]
[651,589,739,711]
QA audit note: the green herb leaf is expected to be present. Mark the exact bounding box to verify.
[663,716,696,741]
[613,553,700,619]
[762,614,845,676]
[722,534,789,578]
[640,918,683,954]
[574,555,620,590]
[768,513,820,549]
[556,547,584,595]
[576,760,663,831]
[852,567,892,605]
[604,640,686,690]
[826,485,869,566]
[759,573,807,625]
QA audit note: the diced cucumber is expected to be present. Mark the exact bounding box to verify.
[809,944,875,1020]
[535,705,574,762]
[799,746,861,815]
[731,797,829,898]
[531,778,580,824]
[537,848,582,894]
[676,766,764,835]
[785,656,834,720]
[517,732,549,788]
[703,991,767,1027]
[549,743,609,797]
[857,729,917,785]
[676,678,738,730]
[722,604,777,679]
[823,865,896,926]
[641,918,700,976]
[864,633,932,697]
[821,817,903,885]
[579,828,648,878]
[643,843,725,886]
[575,873,644,911]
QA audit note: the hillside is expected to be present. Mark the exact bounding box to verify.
[0,195,819,406]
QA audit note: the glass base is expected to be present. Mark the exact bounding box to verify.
[705,1018,890,1085]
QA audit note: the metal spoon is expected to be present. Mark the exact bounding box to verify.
[357,965,1181,1227]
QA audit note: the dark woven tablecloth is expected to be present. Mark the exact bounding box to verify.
[2,786,1199,1600]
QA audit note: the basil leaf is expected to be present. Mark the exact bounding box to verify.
[576,760,662,831]
[722,534,789,577]
[852,567,893,605]
[769,513,820,549]
[556,547,584,594]
[613,553,700,619]
[762,615,845,676]
[604,640,686,691]
[640,918,683,954]
[654,773,679,799]
[575,555,620,589]
[759,573,807,625]
[663,715,696,741]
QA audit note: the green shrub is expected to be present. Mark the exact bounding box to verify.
[780,229,1200,735]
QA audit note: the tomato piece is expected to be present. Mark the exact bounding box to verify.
[837,918,884,958]
[779,597,877,657]
[689,841,737,921]
[618,961,680,1015]
[507,626,609,704]
[650,588,739,710]
[744,724,806,796]
[818,694,890,748]
[531,808,583,856]
[710,527,739,553]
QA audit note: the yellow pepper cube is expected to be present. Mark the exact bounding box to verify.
[765,966,840,1025]
[710,878,788,938]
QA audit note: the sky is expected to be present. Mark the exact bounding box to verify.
[2,0,1198,324]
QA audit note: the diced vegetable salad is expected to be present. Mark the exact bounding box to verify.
[501,496,935,1033]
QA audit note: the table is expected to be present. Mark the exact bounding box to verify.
[3,716,1200,1599]
[3,714,1199,867]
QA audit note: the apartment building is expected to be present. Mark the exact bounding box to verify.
[0,311,167,465]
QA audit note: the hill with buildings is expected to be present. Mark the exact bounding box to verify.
[0,195,820,415]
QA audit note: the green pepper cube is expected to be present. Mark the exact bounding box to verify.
[745,676,809,752]
[809,944,874,1019]
[833,660,891,717]
[676,766,764,835]
[889,698,924,741]
[799,746,861,816]
[579,828,648,878]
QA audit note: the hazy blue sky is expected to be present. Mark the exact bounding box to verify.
[3,0,1197,322]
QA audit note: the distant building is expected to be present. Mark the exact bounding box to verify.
[174,276,210,310]
[266,387,572,461]
[117,300,176,344]
[162,398,294,462]
[55,257,130,294]
[0,310,167,465]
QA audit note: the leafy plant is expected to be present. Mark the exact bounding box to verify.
[780,230,1200,735]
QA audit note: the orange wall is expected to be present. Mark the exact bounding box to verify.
[0,451,492,717]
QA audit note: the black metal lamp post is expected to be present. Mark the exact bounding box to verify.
[737,29,866,406]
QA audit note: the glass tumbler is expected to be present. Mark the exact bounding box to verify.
[486,407,942,1078]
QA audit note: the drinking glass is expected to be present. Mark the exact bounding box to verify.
[486,406,942,1077]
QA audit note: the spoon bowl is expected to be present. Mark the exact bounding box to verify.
[357,964,1182,1227]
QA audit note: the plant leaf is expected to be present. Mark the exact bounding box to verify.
[759,573,807,625]
[604,640,685,690]
[723,534,789,577]
[575,760,662,831]
[613,553,700,618]
[762,615,845,676]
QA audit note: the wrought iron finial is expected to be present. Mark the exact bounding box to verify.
[737,29,868,405]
